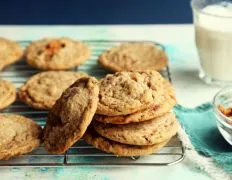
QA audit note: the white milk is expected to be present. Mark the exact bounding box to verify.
[195,2,232,81]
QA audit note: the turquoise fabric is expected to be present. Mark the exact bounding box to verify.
[174,103,232,173]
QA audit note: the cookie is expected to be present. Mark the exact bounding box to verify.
[18,71,88,110]
[97,71,165,116]
[93,112,178,146]
[43,77,99,154]
[84,126,169,156]
[95,79,176,124]
[25,38,91,70]
[0,79,16,110]
[0,38,22,70]
[98,43,168,72]
[0,114,42,160]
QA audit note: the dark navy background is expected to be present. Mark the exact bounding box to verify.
[1,0,192,24]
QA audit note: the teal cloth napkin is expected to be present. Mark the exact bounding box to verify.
[174,103,232,173]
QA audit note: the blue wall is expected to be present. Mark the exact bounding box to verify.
[1,0,192,24]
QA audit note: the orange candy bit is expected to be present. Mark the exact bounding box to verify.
[218,105,232,117]
[45,40,65,56]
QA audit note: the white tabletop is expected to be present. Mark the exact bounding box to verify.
[0,25,215,180]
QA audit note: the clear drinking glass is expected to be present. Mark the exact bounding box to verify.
[191,0,232,85]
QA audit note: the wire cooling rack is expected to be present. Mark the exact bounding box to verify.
[0,40,184,167]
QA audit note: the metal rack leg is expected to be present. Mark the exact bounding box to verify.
[64,151,68,165]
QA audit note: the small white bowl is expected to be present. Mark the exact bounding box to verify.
[213,87,232,145]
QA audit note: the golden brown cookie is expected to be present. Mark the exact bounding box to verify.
[0,79,16,110]
[25,38,91,70]
[93,112,178,146]
[0,38,22,70]
[95,79,176,124]
[43,77,99,154]
[97,71,165,116]
[98,43,168,72]
[18,71,88,110]
[83,126,169,156]
[0,114,42,160]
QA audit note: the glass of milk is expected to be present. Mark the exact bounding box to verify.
[191,0,232,85]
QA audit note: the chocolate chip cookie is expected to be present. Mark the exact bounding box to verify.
[93,112,178,145]
[0,38,22,70]
[43,77,99,154]
[98,43,168,72]
[84,126,169,156]
[97,71,165,116]
[0,79,16,110]
[25,38,91,70]
[95,79,176,124]
[18,71,88,110]
[0,114,42,160]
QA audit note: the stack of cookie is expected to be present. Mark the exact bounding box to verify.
[84,71,178,156]
[42,71,178,157]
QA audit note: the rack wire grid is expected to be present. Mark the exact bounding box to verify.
[0,40,185,167]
